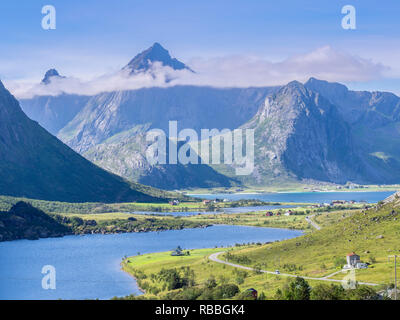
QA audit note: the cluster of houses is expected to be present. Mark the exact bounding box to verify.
[202,198,229,205]
[310,200,358,208]
[265,210,294,217]
[169,199,180,206]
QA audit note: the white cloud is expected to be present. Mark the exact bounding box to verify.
[5,46,389,99]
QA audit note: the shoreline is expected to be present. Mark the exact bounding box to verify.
[187,189,397,196]
[120,262,147,296]
[118,226,304,299]
[0,223,212,243]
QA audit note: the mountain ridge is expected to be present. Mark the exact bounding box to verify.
[0,80,168,202]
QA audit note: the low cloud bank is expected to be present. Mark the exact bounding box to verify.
[8,46,388,99]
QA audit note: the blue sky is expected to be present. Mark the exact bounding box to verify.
[1,0,399,94]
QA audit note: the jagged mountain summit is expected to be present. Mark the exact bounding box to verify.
[41,68,65,85]
[0,80,167,202]
[122,42,193,74]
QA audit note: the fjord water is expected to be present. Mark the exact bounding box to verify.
[192,191,393,204]
[0,225,301,300]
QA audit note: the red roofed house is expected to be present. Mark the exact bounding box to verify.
[246,288,258,299]
[346,252,360,268]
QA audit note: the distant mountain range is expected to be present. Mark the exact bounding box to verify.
[0,79,170,202]
[237,81,400,185]
[17,43,400,189]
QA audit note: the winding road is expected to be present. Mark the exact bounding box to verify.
[208,252,378,286]
[305,214,321,230]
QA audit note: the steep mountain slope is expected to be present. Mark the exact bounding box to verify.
[0,80,166,203]
[20,69,89,135]
[20,93,89,135]
[229,81,389,185]
[58,86,276,153]
[305,78,400,175]
[84,126,239,190]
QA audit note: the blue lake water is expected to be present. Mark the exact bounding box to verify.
[191,191,394,204]
[0,225,302,300]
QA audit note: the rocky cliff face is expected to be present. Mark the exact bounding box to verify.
[58,86,276,153]
[84,126,239,190]
[20,94,89,135]
[0,80,164,202]
[304,77,400,183]
[240,81,375,184]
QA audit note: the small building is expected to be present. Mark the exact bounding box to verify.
[275,212,282,216]
[246,288,258,299]
[169,199,180,206]
[284,210,294,216]
[331,200,347,206]
[356,262,368,269]
[203,200,211,205]
[266,211,273,217]
[171,246,184,256]
[345,252,361,268]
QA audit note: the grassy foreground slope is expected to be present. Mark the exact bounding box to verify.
[121,194,399,299]
[121,246,317,299]
[227,195,400,284]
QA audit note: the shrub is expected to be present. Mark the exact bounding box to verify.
[277,277,311,300]
[310,284,346,300]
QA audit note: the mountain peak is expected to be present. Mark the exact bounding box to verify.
[278,80,309,99]
[41,69,64,85]
[123,42,193,74]
[304,77,349,95]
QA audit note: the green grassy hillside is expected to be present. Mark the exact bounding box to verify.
[227,196,400,284]
[121,194,399,299]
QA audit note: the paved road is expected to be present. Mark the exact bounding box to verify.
[209,252,378,286]
[305,214,321,230]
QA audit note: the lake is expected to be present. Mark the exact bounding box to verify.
[191,191,394,204]
[0,225,302,300]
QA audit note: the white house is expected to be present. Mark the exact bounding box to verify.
[343,252,368,269]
